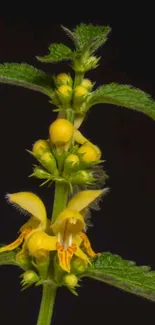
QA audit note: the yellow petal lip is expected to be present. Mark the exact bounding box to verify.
[6,192,47,229]
[51,209,85,235]
[67,189,104,212]
[26,231,57,257]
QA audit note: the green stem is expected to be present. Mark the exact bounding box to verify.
[51,181,69,222]
[74,73,84,87]
[37,283,57,325]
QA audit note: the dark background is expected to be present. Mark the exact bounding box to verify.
[1,4,155,325]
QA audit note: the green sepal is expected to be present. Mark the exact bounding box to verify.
[36,43,73,63]
[0,249,18,266]
[0,63,54,97]
[87,83,155,120]
[81,252,155,302]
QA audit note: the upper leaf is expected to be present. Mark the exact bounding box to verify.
[62,24,111,54]
[36,43,73,63]
[87,83,155,120]
[0,63,54,97]
[82,252,155,301]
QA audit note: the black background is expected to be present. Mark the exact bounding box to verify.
[1,4,155,325]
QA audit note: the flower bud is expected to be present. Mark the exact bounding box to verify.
[73,86,88,111]
[22,270,39,285]
[65,154,80,168]
[81,79,93,91]
[55,73,73,87]
[16,252,32,269]
[63,274,78,288]
[71,257,88,274]
[49,119,74,146]
[70,170,94,185]
[56,85,72,108]
[40,152,59,175]
[31,166,51,179]
[78,143,101,163]
[32,140,50,158]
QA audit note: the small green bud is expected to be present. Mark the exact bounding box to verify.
[63,274,78,288]
[31,166,51,179]
[21,270,39,286]
[71,257,88,274]
[73,54,100,73]
[70,170,95,185]
[55,73,73,87]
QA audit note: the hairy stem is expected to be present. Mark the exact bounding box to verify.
[74,73,84,87]
[37,283,57,325]
[51,182,69,222]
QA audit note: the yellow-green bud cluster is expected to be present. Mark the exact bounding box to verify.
[32,139,59,179]
[52,72,94,113]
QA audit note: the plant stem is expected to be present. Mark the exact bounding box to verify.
[51,181,69,222]
[74,73,84,87]
[37,283,57,325]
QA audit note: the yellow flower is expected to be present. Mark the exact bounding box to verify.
[0,189,105,273]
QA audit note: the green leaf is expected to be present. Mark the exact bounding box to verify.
[62,24,111,54]
[0,63,54,97]
[82,252,155,301]
[36,43,73,63]
[0,250,18,266]
[87,83,155,120]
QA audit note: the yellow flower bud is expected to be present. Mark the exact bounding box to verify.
[74,85,88,98]
[56,73,73,87]
[78,143,101,162]
[65,154,79,167]
[63,274,78,288]
[58,85,72,97]
[56,85,73,109]
[32,140,50,157]
[49,119,74,146]
[81,79,93,91]
[40,151,58,175]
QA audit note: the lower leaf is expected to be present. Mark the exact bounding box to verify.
[80,252,155,301]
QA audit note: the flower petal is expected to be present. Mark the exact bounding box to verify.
[56,242,77,273]
[74,246,90,263]
[26,231,57,257]
[79,232,96,257]
[6,192,47,229]
[67,189,104,212]
[73,129,87,144]
[0,233,24,253]
[51,209,85,235]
